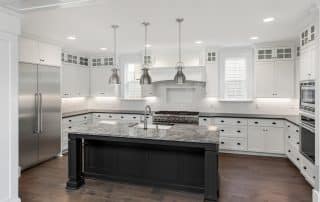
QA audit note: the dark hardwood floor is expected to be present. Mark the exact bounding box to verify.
[19,153,312,202]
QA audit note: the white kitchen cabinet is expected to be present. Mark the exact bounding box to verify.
[38,42,61,67]
[255,60,294,98]
[219,137,247,151]
[255,62,275,98]
[90,67,119,97]
[19,37,61,67]
[300,43,316,81]
[62,64,76,98]
[78,67,90,97]
[199,117,213,126]
[19,38,39,64]
[248,119,285,154]
[264,127,285,154]
[247,126,265,152]
[205,50,218,97]
[62,64,90,98]
[300,154,316,187]
[62,114,92,152]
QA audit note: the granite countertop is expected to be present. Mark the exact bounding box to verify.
[199,112,300,126]
[69,121,220,144]
[62,110,300,126]
[62,109,145,118]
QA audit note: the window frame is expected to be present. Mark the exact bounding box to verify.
[219,47,253,101]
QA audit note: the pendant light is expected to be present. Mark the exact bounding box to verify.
[108,25,120,84]
[140,22,152,85]
[174,18,186,84]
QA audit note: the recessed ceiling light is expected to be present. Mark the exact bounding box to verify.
[263,17,275,23]
[145,44,152,48]
[195,40,203,45]
[100,47,107,51]
[67,36,76,40]
[250,36,259,40]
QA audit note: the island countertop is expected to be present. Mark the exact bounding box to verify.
[68,121,220,145]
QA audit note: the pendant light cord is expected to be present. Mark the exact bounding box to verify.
[112,25,119,69]
[176,18,184,66]
[142,22,150,67]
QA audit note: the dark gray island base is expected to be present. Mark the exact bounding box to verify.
[66,122,219,202]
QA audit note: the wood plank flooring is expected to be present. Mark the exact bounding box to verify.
[19,154,312,202]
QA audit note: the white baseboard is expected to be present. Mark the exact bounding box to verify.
[220,150,286,158]
[0,197,21,202]
[313,189,319,202]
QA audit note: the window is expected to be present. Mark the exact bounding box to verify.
[222,57,248,100]
[124,64,142,99]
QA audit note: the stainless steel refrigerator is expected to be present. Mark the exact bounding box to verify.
[19,62,61,170]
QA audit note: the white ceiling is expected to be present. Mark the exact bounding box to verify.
[17,0,316,54]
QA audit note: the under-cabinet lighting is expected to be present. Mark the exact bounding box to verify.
[67,36,77,40]
[205,97,218,101]
[62,97,85,101]
[208,126,218,131]
[263,17,275,23]
[250,36,259,40]
[144,96,157,103]
[195,40,203,45]
[145,44,152,48]
[94,97,119,101]
[256,98,292,102]
[100,47,107,51]
[99,121,117,125]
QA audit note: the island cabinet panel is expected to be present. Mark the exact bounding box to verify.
[83,140,207,192]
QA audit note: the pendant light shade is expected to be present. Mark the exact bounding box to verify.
[174,18,186,84]
[108,24,120,84]
[109,68,120,84]
[140,22,152,85]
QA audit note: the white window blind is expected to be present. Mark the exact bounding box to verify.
[223,58,248,100]
[124,64,142,99]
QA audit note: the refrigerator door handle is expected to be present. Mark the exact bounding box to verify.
[34,93,39,134]
[39,93,43,133]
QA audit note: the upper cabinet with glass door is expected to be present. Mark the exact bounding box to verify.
[256,47,293,62]
[301,24,317,48]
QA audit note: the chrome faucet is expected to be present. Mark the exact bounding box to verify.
[144,105,152,130]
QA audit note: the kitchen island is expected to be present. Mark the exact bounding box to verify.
[66,121,220,202]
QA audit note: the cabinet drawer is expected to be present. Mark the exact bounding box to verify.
[287,143,301,169]
[248,119,284,127]
[219,137,247,151]
[199,117,213,126]
[218,126,247,138]
[300,155,316,187]
[214,118,247,126]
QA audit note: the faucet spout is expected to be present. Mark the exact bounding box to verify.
[144,105,152,130]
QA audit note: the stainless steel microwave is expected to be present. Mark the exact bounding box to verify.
[300,80,315,115]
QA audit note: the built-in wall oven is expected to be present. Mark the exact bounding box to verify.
[300,80,315,115]
[300,114,315,164]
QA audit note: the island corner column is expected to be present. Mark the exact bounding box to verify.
[66,134,85,190]
[204,146,219,202]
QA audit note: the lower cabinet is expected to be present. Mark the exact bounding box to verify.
[219,137,247,151]
[248,126,285,154]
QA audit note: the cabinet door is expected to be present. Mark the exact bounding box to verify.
[264,127,285,154]
[299,49,309,81]
[255,62,275,97]
[19,38,39,64]
[90,67,108,96]
[205,62,218,97]
[308,44,316,80]
[274,60,294,98]
[61,64,75,98]
[78,67,90,97]
[247,127,265,152]
[38,42,61,67]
